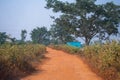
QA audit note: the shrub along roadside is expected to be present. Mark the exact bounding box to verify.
[82,41,120,80]
[49,41,120,80]
[49,44,79,54]
[0,44,46,80]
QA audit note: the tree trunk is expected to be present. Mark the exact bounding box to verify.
[85,37,91,45]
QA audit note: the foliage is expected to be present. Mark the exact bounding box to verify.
[0,44,46,80]
[0,32,17,45]
[49,24,75,44]
[82,41,120,80]
[0,32,9,44]
[49,44,79,54]
[49,41,120,80]
[30,27,50,45]
[45,0,120,45]
[20,29,27,43]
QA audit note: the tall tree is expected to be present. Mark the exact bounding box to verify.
[30,27,50,45]
[0,32,8,44]
[21,29,27,43]
[45,0,120,45]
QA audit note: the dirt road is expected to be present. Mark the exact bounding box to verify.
[21,47,103,80]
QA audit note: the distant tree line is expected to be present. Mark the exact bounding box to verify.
[0,26,75,45]
[0,30,27,45]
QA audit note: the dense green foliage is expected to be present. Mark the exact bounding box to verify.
[46,0,120,45]
[50,24,75,44]
[0,44,46,80]
[49,41,120,80]
[30,27,50,45]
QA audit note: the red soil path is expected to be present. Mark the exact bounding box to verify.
[21,47,103,80]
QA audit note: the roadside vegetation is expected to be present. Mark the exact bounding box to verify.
[0,0,120,80]
[0,44,46,80]
[49,44,79,54]
[49,41,120,80]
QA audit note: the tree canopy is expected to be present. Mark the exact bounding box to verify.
[30,27,50,45]
[45,0,120,45]
[50,24,75,44]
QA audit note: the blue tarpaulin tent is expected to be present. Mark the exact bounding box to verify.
[67,42,82,48]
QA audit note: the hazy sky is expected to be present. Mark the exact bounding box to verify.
[0,0,120,40]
